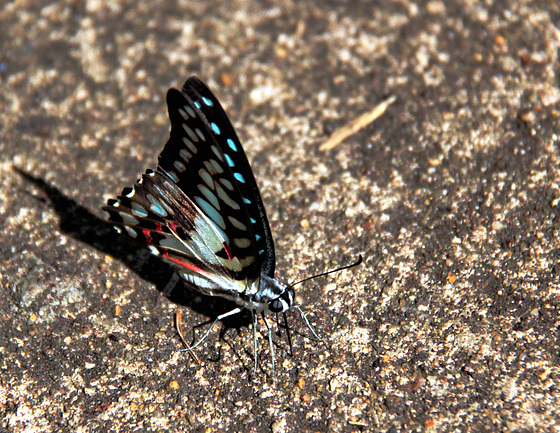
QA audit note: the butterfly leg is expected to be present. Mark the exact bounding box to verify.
[161,273,180,297]
[261,313,275,378]
[283,312,294,357]
[294,306,324,342]
[252,311,258,376]
[181,307,243,352]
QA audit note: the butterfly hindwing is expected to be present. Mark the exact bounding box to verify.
[103,169,250,297]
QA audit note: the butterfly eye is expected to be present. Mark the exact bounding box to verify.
[268,288,295,313]
[268,299,284,313]
[269,299,285,313]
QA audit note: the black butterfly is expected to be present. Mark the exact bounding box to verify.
[103,77,360,374]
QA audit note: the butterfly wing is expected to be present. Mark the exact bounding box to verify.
[159,77,276,278]
[103,77,276,299]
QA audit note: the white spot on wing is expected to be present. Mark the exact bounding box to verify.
[182,272,215,289]
[228,216,247,231]
[220,178,233,191]
[195,197,226,230]
[199,185,220,210]
[185,106,196,118]
[174,160,186,172]
[179,148,192,162]
[211,145,224,162]
[216,185,240,210]
[147,194,168,217]
[198,168,214,189]
[183,123,199,142]
[239,255,255,267]
[195,128,205,141]
[210,159,224,174]
[131,203,148,217]
[234,238,251,249]
[167,171,180,183]
[125,227,137,238]
[121,213,139,225]
[182,137,198,154]
[205,159,224,175]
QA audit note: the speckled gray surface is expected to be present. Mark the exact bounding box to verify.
[2,1,560,432]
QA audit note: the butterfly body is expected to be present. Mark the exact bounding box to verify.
[104,77,300,370]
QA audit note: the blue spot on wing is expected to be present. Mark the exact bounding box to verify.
[227,138,238,152]
[132,206,148,217]
[195,197,226,230]
[150,201,167,217]
[234,173,246,183]
[224,154,235,168]
[211,122,221,135]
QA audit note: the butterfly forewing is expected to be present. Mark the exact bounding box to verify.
[182,78,276,276]
[159,78,275,278]
[104,77,276,299]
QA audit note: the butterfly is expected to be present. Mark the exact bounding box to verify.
[103,77,361,375]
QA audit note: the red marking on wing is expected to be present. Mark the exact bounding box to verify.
[154,222,162,232]
[223,243,233,260]
[168,222,177,231]
[142,229,152,243]
[163,251,206,274]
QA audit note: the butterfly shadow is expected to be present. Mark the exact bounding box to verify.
[14,167,254,335]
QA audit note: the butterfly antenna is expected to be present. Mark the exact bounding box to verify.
[288,254,363,288]
[289,256,362,343]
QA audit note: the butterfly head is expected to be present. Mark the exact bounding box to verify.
[256,274,296,314]
[268,286,295,313]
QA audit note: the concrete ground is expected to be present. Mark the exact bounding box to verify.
[1,0,559,431]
